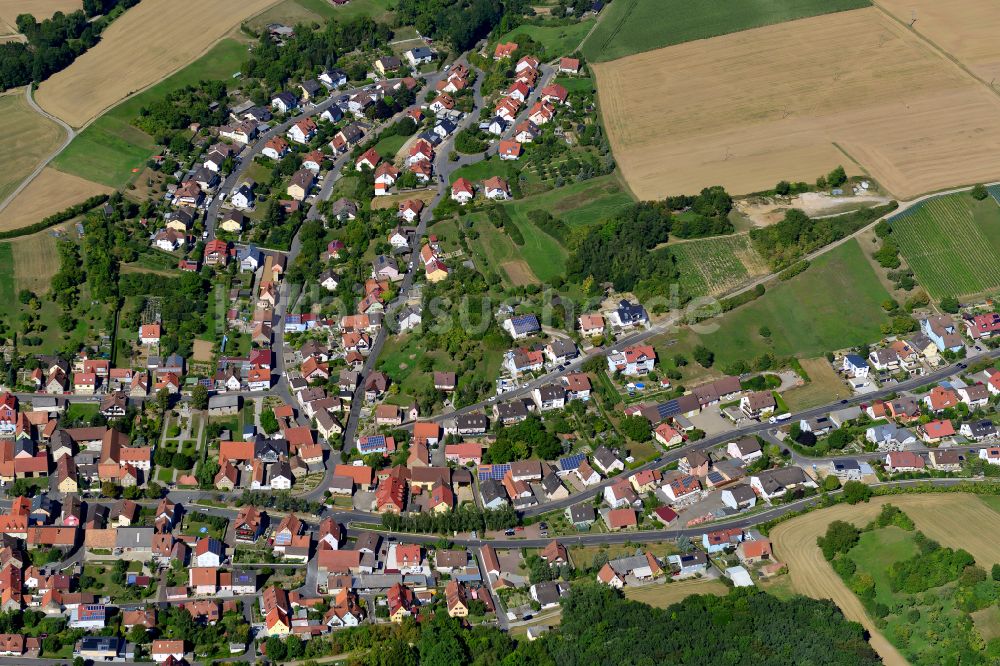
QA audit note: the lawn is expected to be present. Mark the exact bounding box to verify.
[325,0,393,21]
[64,402,99,425]
[0,244,14,307]
[623,579,728,608]
[555,75,596,95]
[501,19,594,58]
[449,156,519,185]
[581,0,871,62]
[658,239,891,368]
[668,233,769,297]
[847,526,919,606]
[373,133,409,162]
[378,331,502,402]
[505,174,633,228]
[51,38,248,188]
[244,0,337,31]
[888,190,1000,299]
[463,212,539,286]
[504,213,567,283]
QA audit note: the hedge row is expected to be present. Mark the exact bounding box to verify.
[0,194,109,240]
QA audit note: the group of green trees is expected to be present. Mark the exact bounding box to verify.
[379,502,518,534]
[485,414,563,463]
[750,203,898,269]
[119,271,210,358]
[566,201,676,295]
[135,80,230,137]
[536,584,879,665]
[395,0,524,51]
[243,16,391,88]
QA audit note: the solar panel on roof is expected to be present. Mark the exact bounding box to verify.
[559,454,585,471]
[706,471,724,484]
[477,463,511,481]
[656,401,678,419]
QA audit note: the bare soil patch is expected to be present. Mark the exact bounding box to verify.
[192,339,214,363]
[34,0,281,127]
[595,8,1000,200]
[0,168,111,231]
[501,260,539,286]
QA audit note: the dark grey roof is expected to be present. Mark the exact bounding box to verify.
[569,503,595,523]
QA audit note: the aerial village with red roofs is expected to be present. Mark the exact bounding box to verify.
[4,0,1000,662]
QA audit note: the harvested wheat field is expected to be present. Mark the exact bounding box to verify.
[0,168,111,231]
[0,89,65,203]
[34,0,280,127]
[876,0,1000,83]
[0,0,80,35]
[771,493,1000,665]
[595,8,1000,200]
[10,222,72,294]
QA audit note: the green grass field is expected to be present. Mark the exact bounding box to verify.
[373,133,409,161]
[668,233,769,297]
[660,239,891,367]
[501,20,594,58]
[888,192,1000,299]
[581,0,871,62]
[0,245,14,307]
[51,39,248,188]
[449,157,519,185]
[506,174,632,227]
[555,75,596,95]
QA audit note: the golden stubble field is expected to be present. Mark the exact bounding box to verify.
[0,0,80,35]
[875,0,1000,84]
[770,493,1000,666]
[34,0,280,127]
[595,8,1000,200]
[0,167,111,231]
[0,89,65,203]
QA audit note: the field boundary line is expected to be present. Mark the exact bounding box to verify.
[0,86,76,215]
[871,0,1000,101]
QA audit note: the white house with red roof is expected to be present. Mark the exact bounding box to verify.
[287,117,317,144]
[262,136,290,160]
[397,199,424,223]
[540,84,568,105]
[607,345,655,376]
[355,148,380,171]
[139,324,161,346]
[559,57,581,74]
[451,178,475,204]
[498,140,522,160]
[494,42,518,59]
[528,100,556,125]
[374,162,400,196]
[483,176,510,201]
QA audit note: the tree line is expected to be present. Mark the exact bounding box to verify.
[0,1,138,90]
